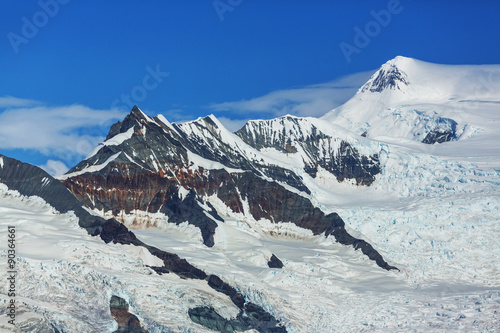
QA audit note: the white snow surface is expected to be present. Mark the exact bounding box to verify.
[2,57,500,332]
[85,126,135,160]
[1,178,499,332]
[322,56,500,143]
[0,184,241,332]
[311,57,500,289]
[58,152,122,180]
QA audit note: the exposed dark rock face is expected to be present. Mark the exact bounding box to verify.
[0,154,288,331]
[0,154,106,233]
[235,117,316,153]
[189,276,287,333]
[175,115,311,193]
[188,307,237,333]
[63,162,221,247]
[236,116,381,186]
[241,302,287,333]
[195,275,287,332]
[268,254,284,269]
[422,117,459,144]
[147,244,208,280]
[361,64,409,93]
[302,140,380,186]
[179,169,396,270]
[97,218,208,280]
[189,305,287,333]
[59,107,395,271]
[110,295,147,333]
[0,154,209,279]
[0,154,210,278]
[208,274,246,308]
[422,128,455,144]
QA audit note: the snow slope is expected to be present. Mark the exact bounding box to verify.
[316,57,500,288]
[1,183,498,332]
[0,184,242,332]
[322,56,500,144]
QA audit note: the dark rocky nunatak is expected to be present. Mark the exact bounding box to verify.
[110,295,147,333]
[268,254,284,269]
[422,117,459,144]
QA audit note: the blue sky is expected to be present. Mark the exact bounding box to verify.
[1,0,500,175]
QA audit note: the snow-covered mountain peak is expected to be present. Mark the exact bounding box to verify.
[130,105,152,121]
[381,55,417,72]
[322,57,500,145]
[181,114,226,131]
[237,116,330,151]
[105,105,150,141]
[359,56,412,94]
[177,114,240,148]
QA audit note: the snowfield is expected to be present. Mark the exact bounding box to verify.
[1,180,499,332]
[1,56,500,332]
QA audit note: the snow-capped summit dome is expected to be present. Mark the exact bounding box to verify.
[322,56,500,143]
[360,56,412,93]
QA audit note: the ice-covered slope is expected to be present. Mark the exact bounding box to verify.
[316,56,500,287]
[1,180,499,332]
[2,56,499,332]
[322,56,500,144]
[0,159,290,332]
[0,185,252,332]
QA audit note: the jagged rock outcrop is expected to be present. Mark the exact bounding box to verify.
[360,63,409,93]
[110,296,147,333]
[0,154,287,332]
[178,168,395,270]
[189,305,287,333]
[0,154,106,233]
[422,117,459,144]
[63,161,221,247]
[236,116,381,185]
[199,274,288,332]
[267,254,284,269]
[59,106,395,271]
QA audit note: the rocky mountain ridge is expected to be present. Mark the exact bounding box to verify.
[59,106,395,271]
[1,56,499,332]
[0,153,288,332]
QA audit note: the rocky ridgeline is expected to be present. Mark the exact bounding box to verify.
[60,107,394,273]
[0,153,289,332]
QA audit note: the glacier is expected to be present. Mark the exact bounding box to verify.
[1,56,500,332]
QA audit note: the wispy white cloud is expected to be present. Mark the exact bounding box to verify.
[209,70,374,119]
[0,96,42,108]
[0,101,127,160]
[39,159,69,177]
